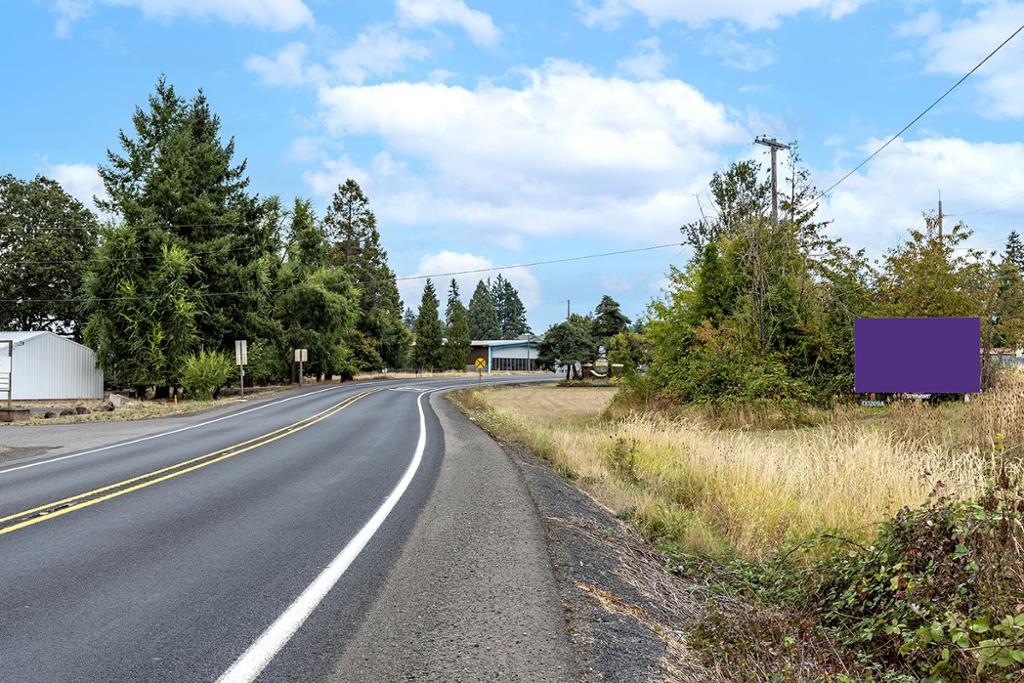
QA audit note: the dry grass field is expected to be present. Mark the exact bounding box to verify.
[456,380,1021,560]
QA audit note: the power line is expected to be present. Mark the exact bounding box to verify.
[809,22,1024,207]
[1,241,688,304]
[0,286,290,305]
[395,242,685,282]
[952,189,1024,219]
[3,217,273,234]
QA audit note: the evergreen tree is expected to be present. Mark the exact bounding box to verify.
[592,294,631,340]
[1005,230,1024,274]
[95,77,279,354]
[443,279,471,370]
[323,179,408,369]
[286,197,326,276]
[0,174,99,337]
[83,230,198,394]
[412,279,444,370]
[689,243,733,327]
[468,279,500,339]
[403,307,416,330]
[492,274,529,338]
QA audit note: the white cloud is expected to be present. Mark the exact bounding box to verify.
[399,250,542,314]
[617,37,670,79]
[576,0,867,31]
[396,0,501,47]
[330,25,431,85]
[47,163,107,214]
[51,0,313,35]
[819,137,1024,254]
[308,60,746,246]
[895,9,940,38]
[916,2,1024,118]
[703,28,776,70]
[247,28,430,87]
[245,42,325,87]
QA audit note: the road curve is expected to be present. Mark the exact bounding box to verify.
[0,375,572,682]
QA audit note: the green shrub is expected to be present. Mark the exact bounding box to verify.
[180,350,234,400]
[245,339,288,386]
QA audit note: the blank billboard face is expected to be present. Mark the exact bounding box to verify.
[854,317,981,394]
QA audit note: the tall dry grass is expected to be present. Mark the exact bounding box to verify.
[459,380,1024,561]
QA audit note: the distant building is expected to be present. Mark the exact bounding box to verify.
[0,331,104,400]
[468,337,541,372]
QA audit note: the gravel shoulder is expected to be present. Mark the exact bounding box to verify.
[449,394,719,683]
[330,392,579,682]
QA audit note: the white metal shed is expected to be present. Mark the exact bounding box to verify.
[0,331,104,400]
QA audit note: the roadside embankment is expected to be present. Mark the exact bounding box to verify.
[453,381,1024,681]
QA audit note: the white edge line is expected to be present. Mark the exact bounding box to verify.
[0,385,345,477]
[215,389,431,683]
[215,377,551,682]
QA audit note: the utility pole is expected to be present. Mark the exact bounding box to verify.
[566,299,571,321]
[938,190,944,240]
[755,135,791,227]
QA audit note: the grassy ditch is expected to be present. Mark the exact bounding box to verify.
[453,381,1024,681]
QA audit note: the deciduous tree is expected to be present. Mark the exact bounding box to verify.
[0,174,99,337]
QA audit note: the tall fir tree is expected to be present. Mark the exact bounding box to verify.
[322,179,408,369]
[1005,230,1024,275]
[286,197,327,277]
[443,279,471,370]
[592,294,631,340]
[468,279,500,339]
[95,77,280,355]
[492,274,529,338]
[412,279,444,370]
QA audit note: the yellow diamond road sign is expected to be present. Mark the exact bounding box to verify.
[475,358,486,369]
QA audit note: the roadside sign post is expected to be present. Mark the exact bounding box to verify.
[294,348,308,385]
[235,340,248,398]
[475,357,486,382]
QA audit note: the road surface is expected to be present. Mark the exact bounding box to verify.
[0,375,574,682]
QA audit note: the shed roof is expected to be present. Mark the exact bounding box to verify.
[0,331,94,352]
[471,339,540,347]
[0,331,47,344]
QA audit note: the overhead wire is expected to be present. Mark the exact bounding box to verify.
[804,22,1024,208]
[1,241,687,304]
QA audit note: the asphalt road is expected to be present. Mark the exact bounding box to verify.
[0,375,574,682]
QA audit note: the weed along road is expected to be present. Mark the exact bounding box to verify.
[0,375,571,682]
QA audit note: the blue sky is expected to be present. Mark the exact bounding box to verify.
[4,1,1024,331]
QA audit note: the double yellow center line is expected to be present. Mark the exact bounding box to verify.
[0,390,374,538]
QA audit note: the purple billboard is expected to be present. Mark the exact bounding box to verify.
[854,317,981,394]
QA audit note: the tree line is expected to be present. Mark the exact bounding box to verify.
[0,78,530,395]
[537,155,1024,406]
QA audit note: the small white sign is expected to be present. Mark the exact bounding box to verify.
[235,340,248,366]
[294,348,308,363]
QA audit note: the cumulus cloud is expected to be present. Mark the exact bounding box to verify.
[396,0,501,47]
[247,27,430,87]
[51,0,313,36]
[915,2,1024,118]
[47,163,107,213]
[398,250,542,314]
[309,60,745,245]
[617,37,670,79]
[576,0,867,31]
[818,137,1024,255]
